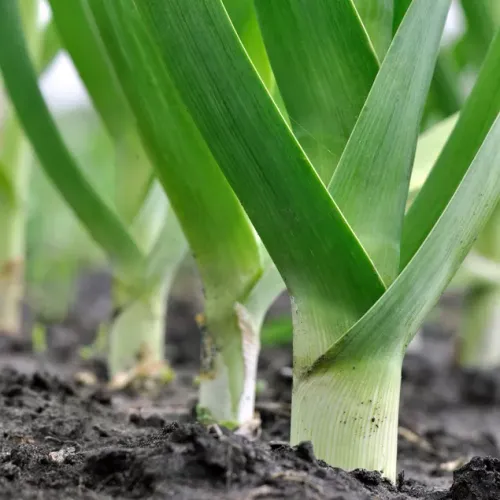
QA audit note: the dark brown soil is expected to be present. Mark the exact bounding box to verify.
[1,295,500,499]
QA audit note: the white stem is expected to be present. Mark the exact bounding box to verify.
[292,355,402,482]
[108,281,168,376]
[198,303,260,425]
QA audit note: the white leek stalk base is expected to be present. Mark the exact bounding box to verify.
[458,286,500,368]
[198,304,260,426]
[292,356,402,482]
[108,283,168,378]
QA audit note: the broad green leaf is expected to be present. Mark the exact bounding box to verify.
[353,0,394,60]
[329,0,450,284]
[0,1,144,278]
[88,0,262,311]
[255,0,378,182]
[48,0,153,222]
[313,114,500,369]
[134,0,386,360]
[409,113,459,199]
[402,29,500,268]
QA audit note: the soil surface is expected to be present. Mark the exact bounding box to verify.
[1,294,500,499]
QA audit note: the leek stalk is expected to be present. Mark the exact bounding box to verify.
[133,0,500,480]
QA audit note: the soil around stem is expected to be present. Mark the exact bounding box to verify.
[0,297,500,498]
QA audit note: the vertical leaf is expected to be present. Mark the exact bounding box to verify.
[255,0,378,182]
[354,0,394,59]
[402,30,500,267]
[328,0,451,284]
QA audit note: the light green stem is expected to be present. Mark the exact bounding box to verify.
[198,262,283,425]
[292,353,402,482]
[108,279,169,376]
[198,303,260,425]
[458,285,500,368]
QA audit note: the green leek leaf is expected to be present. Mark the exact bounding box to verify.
[255,0,378,182]
[222,0,273,90]
[88,0,262,309]
[48,0,154,223]
[353,0,394,60]
[314,113,500,369]
[134,0,386,360]
[0,0,144,278]
[402,30,500,268]
[329,0,450,284]
[409,113,459,199]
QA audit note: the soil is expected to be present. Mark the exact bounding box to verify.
[1,292,500,499]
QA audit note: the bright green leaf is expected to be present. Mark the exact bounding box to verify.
[48,0,154,222]
[353,0,394,60]
[409,113,459,199]
[314,113,500,369]
[134,0,386,363]
[402,29,500,268]
[329,0,450,284]
[0,0,144,279]
[255,0,378,182]
[88,0,262,311]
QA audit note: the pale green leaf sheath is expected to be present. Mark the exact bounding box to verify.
[89,0,268,425]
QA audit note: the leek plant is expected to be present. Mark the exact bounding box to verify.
[98,0,500,480]
[0,1,187,380]
[3,0,500,480]
[0,0,283,426]
[46,0,189,378]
